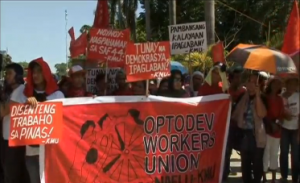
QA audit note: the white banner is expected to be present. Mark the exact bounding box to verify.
[85,68,120,94]
[169,22,207,55]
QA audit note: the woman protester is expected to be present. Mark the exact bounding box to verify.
[24,58,64,183]
[231,72,267,183]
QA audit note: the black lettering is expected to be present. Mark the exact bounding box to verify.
[174,115,184,132]
[200,133,210,150]
[196,114,205,131]
[158,135,168,153]
[176,154,189,173]
[186,114,194,132]
[170,134,179,152]
[156,116,165,133]
[180,134,190,151]
[144,136,157,154]
[144,116,155,134]
[205,113,215,131]
[158,155,169,173]
[191,133,200,151]
[165,115,174,133]
[145,155,156,174]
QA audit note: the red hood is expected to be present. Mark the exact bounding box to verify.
[24,57,58,97]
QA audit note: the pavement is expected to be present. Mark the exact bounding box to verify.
[225,151,293,183]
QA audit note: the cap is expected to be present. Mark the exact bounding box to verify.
[69,65,85,75]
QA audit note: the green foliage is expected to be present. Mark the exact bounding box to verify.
[17,61,29,77]
[54,63,68,78]
[137,0,292,49]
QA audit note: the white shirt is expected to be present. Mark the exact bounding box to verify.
[2,85,26,139]
[26,90,64,156]
[282,92,299,130]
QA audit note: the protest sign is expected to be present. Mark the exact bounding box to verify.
[85,67,120,93]
[88,28,130,67]
[125,42,171,82]
[9,102,63,146]
[42,94,230,183]
[169,22,207,55]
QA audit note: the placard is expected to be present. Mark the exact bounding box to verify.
[125,42,171,82]
[169,22,207,54]
[86,68,120,94]
[88,28,130,67]
[9,102,63,146]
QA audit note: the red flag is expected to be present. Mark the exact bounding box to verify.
[68,27,75,41]
[93,0,109,28]
[69,33,88,58]
[212,42,225,63]
[282,0,300,54]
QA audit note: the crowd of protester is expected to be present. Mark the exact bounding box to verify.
[0,59,299,183]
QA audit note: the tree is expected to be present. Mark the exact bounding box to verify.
[137,0,292,48]
[17,61,29,77]
[54,63,68,78]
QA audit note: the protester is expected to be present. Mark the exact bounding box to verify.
[149,79,157,94]
[112,70,133,95]
[262,76,284,183]
[57,76,70,96]
[94,73,107,96]
[198,62,229,96]
[223,66,245,181]
[0,63,29,183]
[158,70,189,97]
[66,65,92,97]
[24,58,64,183]
[189,71,204,96]
[280,76,299,183]
[156,78,169,95]
[231,73,267,183]
[132,81,146,95]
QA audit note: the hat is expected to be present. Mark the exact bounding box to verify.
[68,65,85,75]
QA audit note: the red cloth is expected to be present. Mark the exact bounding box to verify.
[70,33,88,58]
[228,87,246,102]
[24,57,58,97]
[266,95,284,138]
[282,0,300,55]
[68,27,75,41]
[198,82,223,96]
[93,0,109,28]
[67,87,92,98]
[212,42,225,63]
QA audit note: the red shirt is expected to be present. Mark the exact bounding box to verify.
[112,89,134,96]
[198,82,223,96]
[266,95,284,138]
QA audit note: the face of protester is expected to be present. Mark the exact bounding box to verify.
[4,68,17,86]
[286,79,298,93]
[132,81,145,95]
[173,74,182,90]
[270,79,282,94]
[159,81,168,91]
[71,73,85,88]
[231,73,242,87]
[211,68,221,84]
[116,73,126,88]
[192,75,203,90]
[32,65,45,86]
[246,75,258,96]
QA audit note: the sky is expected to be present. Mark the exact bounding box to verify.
[0,1,142,71]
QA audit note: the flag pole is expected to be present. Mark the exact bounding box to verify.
[65,10,68,68]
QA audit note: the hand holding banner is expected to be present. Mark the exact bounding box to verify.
[9,102,63,146]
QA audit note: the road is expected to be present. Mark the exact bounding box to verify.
[226,151,293,182]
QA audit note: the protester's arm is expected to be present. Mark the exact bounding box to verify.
[255,87,266,118]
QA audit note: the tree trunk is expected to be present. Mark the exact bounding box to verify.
[169,0,176,25]
[204,0,215,45]
[145,0,151,41]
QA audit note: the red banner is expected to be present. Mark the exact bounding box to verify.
[9,102,63,146]
[125,42,171,82]
[93,0,109,28]
[43,95,230,183]
[87,28,130,67]
[70,32,88,58]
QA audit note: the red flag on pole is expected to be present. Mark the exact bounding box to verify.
[93,0,110,28]
[212,42,225,63]
[68,27,75,41]
[69,33,88,58]
[282,0,300,55]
